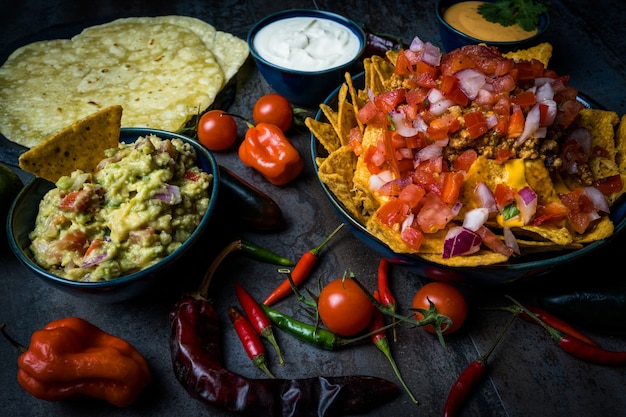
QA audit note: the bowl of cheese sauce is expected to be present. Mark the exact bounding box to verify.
[248,9,366,106]
[436,0,549,52]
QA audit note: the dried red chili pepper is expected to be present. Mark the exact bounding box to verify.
[7,317,151,407]
[238,122,304,186]
[263,224,343,306]
[235,283,284,365]
[170,295,399,417]
[228,305,275,378]
[369,290,418,404]
[442,314,517,417]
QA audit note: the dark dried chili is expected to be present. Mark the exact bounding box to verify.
[170,295,399,417]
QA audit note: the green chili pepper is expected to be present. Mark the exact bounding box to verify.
[235,236,295,267]
[260,304,354,351]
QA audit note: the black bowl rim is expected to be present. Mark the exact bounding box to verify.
[7,127,220,289]
[310,72,626,275]
[435,0,550,47]
[247,8,366,75]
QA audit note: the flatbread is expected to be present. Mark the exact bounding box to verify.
[18,105,122,183]
[0,16,248,148]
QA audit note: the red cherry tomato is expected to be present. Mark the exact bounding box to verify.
[412,282,467,335]
[197,110,238,151]
[317,277,375,337]
[252,94,293,133]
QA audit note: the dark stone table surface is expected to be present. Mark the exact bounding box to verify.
[1,1,625,416]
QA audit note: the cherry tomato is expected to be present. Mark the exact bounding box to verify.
[252,94,293,133]
[412,282,467,335]
[317,277,375,337]
[197,110,238,151]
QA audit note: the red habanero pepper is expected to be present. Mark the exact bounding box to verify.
[7,317,151,407]
[228,305,275,378]
[235,283,284,365]
[263,224,344,306]
[369,291,418,404]
[238,122,304,186]
[443,314,517,417]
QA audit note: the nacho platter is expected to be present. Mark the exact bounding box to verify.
[310,68,626,283]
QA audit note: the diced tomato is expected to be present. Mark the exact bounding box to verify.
[184,171,202,182]
[398,183,426,208]
[532,201,569,226]
[375,89,406,113]
[401,225,424,251]
[516,59,545,81]
[413,158,442,189]
[591,145,610,159]
[363,145,382,174]
[440,49,476,76]
[412,71,438,88]
[440,171,464,204]
[440,75,469,107]
[494,183,516,208]
[348,126,363,155]
[559,188,595,233]
[394,50,413,76]
[377,199,409,227]
[357,100,383,125]
[511,91,537,108]
[416,192,455,233]
[405,87,430,109]
[463,111,488,139]
[57,230,89,252]
[453,149,477,171]
[476,226,514,257]
[494,145,515,163]
[507,107,525,138]
[59,189,93,212]
[594,174,624,195]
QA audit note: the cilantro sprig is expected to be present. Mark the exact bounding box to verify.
[478,0,549,31]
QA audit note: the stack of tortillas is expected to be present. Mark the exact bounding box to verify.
[0,16,249,148]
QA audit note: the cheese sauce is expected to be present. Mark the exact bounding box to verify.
[253,16,361,72]
[443,1,538,42]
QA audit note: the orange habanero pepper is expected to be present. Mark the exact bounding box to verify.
[16,317,151,407]
[238,122,304,186]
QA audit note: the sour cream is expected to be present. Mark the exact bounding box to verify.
[253,16,362,72]
[443,1,538,42]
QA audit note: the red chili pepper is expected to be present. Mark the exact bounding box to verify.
[262,224,344,306]
[369,291,418,404]
[520,304,598,347]
[442,314,516,417]
[235,283,284,365]
[557,335,626,366]
[227,306,275,378]
[377,258,398,341]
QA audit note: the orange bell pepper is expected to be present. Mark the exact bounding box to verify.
[15,317,151,407]
[238,122,304,186]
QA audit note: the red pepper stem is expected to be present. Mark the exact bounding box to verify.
[198,241,241,299]
[375,336,418,404]
[0,323,27,353]
[309,223,344,256]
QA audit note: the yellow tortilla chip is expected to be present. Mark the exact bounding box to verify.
[336,83,357,146]
[503,42,553,67]
[305,117,340,154]
[18,105,122,183]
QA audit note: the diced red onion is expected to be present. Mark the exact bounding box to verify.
[416,143,442,163]
[517,103,541,145]
[462,207,489,231]
[485,114,498,129]
[516,186,538,224]
[442,226,482,258]
[582,186,610,213]
[369,170,393,191]
[153,184,182,204]
[454,68,487,100]
[536,82,555,102]
[429,98,455,116]
[422,42,442,67]
[409,36,425,51]
[390,110,420,137]
[475,181,498,212]
[502,225,521,255]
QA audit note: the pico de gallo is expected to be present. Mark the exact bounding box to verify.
[349,37,622,259]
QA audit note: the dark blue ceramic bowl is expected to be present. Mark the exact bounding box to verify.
[7,128,220,302]
[311,74,626,285]
[436,0,550,53]
[247,9,366,107]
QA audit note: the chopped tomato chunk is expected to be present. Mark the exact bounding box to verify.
[463,111,488,139]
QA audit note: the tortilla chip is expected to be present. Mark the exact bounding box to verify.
[336,83,357,146]
[503,42,553,67]
[18,105,122,183]
[419,250,510,267]
[317,146,362,221]
[344,71,365,132]
[305,117,340,154]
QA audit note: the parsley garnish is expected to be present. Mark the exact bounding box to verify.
[478,0,549,31]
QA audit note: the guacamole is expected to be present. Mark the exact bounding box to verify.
[29,134,212,281]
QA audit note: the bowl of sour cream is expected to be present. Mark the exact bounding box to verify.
[436,0,550,52]
[248,9,366,106]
